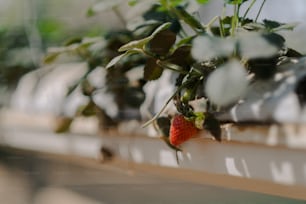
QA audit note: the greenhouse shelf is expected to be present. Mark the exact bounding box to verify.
[1,109,306,200]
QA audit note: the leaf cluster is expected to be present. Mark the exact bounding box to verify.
[45,0,304,146]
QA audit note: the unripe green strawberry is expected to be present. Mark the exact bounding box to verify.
[169,114,199,146]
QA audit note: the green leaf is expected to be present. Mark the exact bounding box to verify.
[242,22,265,31]
[86,8,95,17]
[176,36,194,47]
[150,22,172,37]
[191,35,236,61]
[143,58,164,80]
[43,52,61,64]
[118,36,152,52]
[205,60,248,106]
[272,22,298,32]
[147,29,176,56]
[118,22,172,52]
[204,113,221,142]
[159,0,184,10]
[262,19,297,32]
[156,60,187,75]
[238,32,280,59]
[128,0,138,6]
[64,37,82,46]
[106,49,142,69]
[261,33,285,49]
[168,45,192,67]
[174,7,204,32]
[105,53,127,69]
[196,0,209,4]
[127,19,160,34]
[248,57,277,79]
[156,117,171,137]
[78,101,96,117]
[225,0,248,5]
[286,48,303,58]
[262,19,282,30]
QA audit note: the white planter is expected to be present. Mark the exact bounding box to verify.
[1,109,306,200]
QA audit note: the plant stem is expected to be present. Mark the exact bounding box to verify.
[221,3,226,19]
[242,0,256,20]
[219,17,225,37]
[205,15,219,34]
[255,0,266,22]
[231,4,238,36]
[218,3,226,37]
[142,77,194,127]
[206,15,219,28]
[170,7,205,34]
[156,60,189,75]
[142,88,181,128]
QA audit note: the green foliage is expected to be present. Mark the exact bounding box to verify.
[44,0,305,147]
[143,58,164,80]
[0,27,38,88]
[121,22,172,51]
[103,0,302,140]
[124,86,146,107]
[105,49,142,69]
[172,6,205,32]
[203,113,221,141]
[37,18,64,44]
[128,0,139,6]
[196,0,209,4]
[225,0,248,5]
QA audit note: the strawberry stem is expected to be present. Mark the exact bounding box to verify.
[142,82,188,128]
[175,150,180,165]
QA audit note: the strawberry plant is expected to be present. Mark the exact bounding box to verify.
[44,0,304,148]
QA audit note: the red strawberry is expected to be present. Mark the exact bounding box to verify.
[169,114,199,146]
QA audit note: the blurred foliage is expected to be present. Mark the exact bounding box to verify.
[43,0,305,146]
[0,16,104,90]
[37,18,65,46]
[0,27,37,88]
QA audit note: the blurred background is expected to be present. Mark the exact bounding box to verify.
[1,0,306,107]
[1,0,306,203]
[0,0,123,106]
